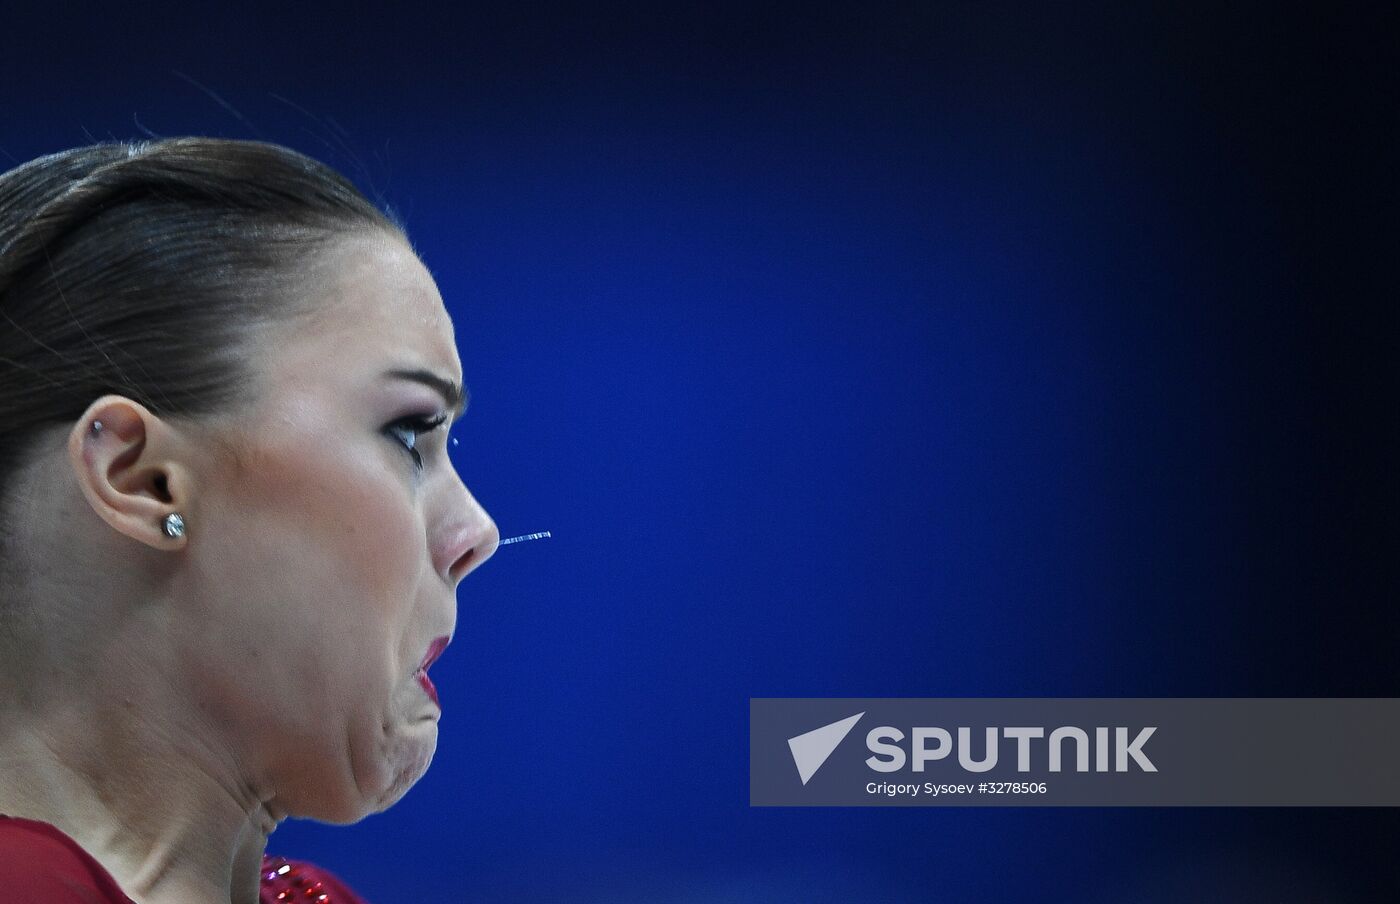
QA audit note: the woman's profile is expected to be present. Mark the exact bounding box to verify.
[0,136,500,902]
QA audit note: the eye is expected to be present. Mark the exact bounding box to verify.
[386,413,448,471]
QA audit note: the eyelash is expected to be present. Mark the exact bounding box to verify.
[386,413,449,471]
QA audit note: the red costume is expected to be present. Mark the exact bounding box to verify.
[0,816,368,903]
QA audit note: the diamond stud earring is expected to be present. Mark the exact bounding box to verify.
[162,512,186,538]
[91,420,104,435]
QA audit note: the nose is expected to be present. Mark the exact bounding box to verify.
[432,488,500,587]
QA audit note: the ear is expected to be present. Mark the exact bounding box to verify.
[67,395,198,552]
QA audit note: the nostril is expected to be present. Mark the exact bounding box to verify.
[450,547,474,581]
[441,518,499,585]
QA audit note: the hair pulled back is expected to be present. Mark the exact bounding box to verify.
[0,136,406,569]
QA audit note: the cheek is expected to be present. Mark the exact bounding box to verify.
[183,436,426,801]
[222,442,420,644]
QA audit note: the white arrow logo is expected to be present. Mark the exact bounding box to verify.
[787,712,865,785]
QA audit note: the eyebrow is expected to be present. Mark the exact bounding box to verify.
[384,368,469,420]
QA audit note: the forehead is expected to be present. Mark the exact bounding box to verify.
[268,232,461,385]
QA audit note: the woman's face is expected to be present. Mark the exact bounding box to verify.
[180,229,498,822]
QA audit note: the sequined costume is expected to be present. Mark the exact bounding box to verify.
[0,815,370,903]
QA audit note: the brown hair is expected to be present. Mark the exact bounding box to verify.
[0,136,407,571]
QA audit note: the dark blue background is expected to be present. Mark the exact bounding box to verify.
[4,2,1395,901]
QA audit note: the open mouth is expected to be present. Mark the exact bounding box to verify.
[416,669,439,708]
[414,636,450,709]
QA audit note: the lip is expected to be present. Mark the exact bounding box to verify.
[419,635,450,672]
[417,670,440,709]
[414,635,451,709]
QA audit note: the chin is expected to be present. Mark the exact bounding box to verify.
[305,693,442,823]
[370,747,437,813]
[369,720,440,812]
[311,750,437,825]
[280,715,439,825]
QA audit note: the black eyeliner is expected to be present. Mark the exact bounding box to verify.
[387,412,448,470]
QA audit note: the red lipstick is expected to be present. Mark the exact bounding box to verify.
[415,636,450,709]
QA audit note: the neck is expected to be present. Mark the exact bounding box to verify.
[0,607,282,904]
